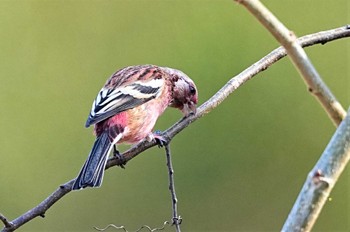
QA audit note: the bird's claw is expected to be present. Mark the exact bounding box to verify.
[172,216,182,225]
[113,145,126,169]
[155,137,167,148]
[153,130,168,148]
[148,130,169,148]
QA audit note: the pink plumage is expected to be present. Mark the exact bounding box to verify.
[72,65,198,190]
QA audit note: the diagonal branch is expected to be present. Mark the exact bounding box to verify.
[2,25,349,232]
[236,0,347,126]
[1,181,73,232]
[282,106,350,231]
[107,25,350,169]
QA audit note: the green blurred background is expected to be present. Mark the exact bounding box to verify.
[0,0,349,231]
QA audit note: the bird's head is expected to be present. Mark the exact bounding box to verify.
[162,67,198,117]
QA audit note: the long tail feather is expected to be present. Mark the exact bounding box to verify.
[72,132,112,190]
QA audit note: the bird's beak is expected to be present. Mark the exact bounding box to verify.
[182,101,197,117]
[189,102,197,115]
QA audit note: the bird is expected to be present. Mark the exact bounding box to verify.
[72,64,198,190]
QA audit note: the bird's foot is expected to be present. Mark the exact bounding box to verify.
[147,130,169,148]
[113,145,126,169]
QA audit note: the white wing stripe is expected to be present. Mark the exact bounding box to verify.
[132,78,163,88]
[88,78,164,120]
[120,87,157,99]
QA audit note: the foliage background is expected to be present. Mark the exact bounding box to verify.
[0,0,349,231]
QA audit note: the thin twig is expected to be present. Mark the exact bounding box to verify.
[236,0,346,126]
[2,26,349,232]
[164,144,181,232]
[282,107,350,231]
[0,214,12,229]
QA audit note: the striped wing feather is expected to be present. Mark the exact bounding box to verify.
[85,78,164,127]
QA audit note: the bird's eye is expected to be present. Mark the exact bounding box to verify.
[189,85,196,95]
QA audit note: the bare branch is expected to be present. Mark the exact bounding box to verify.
[0,214,12,230]
[2,26,349,232]
[236,0,347,126]
[165,144,182,231]
[1,182,73,232]
[106,25,350,169]
[282,107,350,231]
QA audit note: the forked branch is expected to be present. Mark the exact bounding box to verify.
[236,0,346,125]
[2,25,349,232]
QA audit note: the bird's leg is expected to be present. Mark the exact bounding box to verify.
[113,145,126,169]
[147,130,169,148]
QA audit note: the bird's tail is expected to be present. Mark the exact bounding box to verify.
[72,132,112,190]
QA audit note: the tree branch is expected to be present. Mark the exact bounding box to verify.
[236,0,347,126]
[0,214,12,229]
[2,25,349,232]
[164,144,181,232]
[107,25,350,169]
[282,107,350,231]
[1,181,73,232]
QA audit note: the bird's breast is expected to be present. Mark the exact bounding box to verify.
[118,99,168,144]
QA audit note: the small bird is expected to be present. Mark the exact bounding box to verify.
[72,65,198,190]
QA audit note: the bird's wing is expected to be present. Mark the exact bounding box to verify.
[85,78,164,127]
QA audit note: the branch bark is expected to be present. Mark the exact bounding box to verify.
[236,0,347,126]
[165,144,182,232]
[282,107,350,231]
[0,214,12,229]
[1,25,349,232]
[107,25,350,169]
